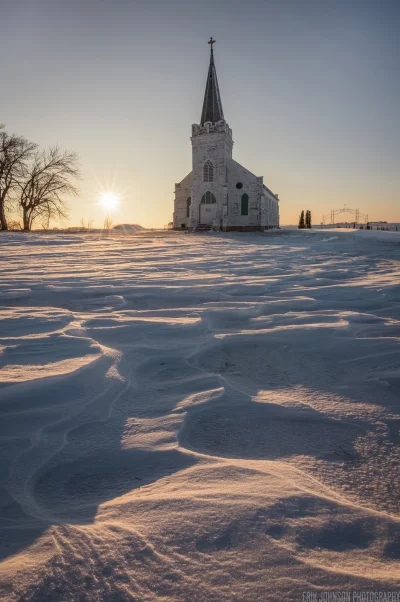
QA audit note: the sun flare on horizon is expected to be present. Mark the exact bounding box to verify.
[99,192,119,211]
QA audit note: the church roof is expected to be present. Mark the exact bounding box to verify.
[200,39,224,126]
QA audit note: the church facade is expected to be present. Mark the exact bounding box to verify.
[173,39,280,232]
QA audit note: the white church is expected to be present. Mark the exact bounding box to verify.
[173,38,280,232]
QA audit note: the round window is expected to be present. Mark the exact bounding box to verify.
[236,182,243,189]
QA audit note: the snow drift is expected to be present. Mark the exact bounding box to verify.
[112,224,145,232]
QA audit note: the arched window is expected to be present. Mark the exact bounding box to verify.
[201,191,216,204]
[203,160,214,182]
[241,193,249,216]
[186,197,191,217]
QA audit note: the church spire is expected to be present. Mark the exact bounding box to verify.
[200,38,225,126]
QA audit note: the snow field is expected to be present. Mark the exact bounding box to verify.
[0,229,400,601]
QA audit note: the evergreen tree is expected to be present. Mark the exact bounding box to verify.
[305,210,312,229]
[298,210,305,229]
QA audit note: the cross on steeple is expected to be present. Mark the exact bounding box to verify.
[200,38,224,125]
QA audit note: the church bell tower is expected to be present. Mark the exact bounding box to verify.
[190,38,233,229]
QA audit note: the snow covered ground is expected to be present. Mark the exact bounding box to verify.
[0,228,400,601]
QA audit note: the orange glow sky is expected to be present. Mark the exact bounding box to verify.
[2,0,399,227]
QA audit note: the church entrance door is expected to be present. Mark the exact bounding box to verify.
[199,202,217,225]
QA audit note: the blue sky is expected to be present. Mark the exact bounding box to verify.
[2,0,399,226]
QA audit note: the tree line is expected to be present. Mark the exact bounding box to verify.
[298,210,312,229]
[0,124,80,231]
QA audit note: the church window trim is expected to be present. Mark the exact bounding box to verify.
[203,160,214,182]
[186,197,191,217]
[241,193,249,216]
[201,191,216,204]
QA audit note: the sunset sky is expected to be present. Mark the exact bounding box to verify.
[2,0,399,227]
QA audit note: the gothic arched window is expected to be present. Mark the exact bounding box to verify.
[203,160,214,182]
[186,197,191,217]
[201,191,216,204]
[241,193,249,216]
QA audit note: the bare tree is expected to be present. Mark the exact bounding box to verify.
[7,220,22,230]
[104,215,113,231]
[80,218,94,231]
[0,125,37,230]
[18,147,80,231]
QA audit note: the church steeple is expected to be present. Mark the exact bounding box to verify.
[200,38,225,126]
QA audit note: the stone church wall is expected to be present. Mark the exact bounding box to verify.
[261,188,280,229]
[173,172,192,229]
[191,125,233,228]
[225,161,263,229]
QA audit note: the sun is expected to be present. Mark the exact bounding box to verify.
[99,192,119,211]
